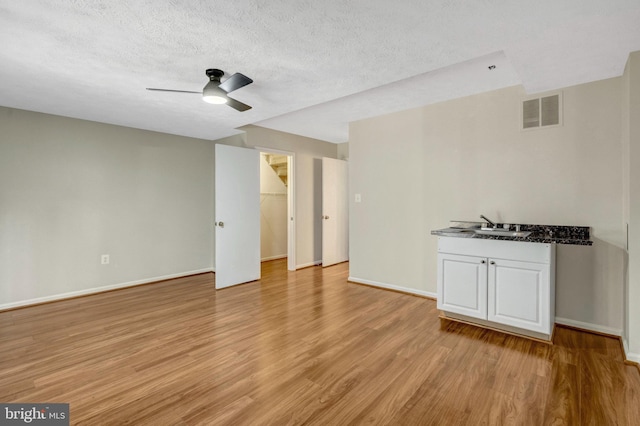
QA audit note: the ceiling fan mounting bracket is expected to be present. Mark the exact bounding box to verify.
[206,69,224,80]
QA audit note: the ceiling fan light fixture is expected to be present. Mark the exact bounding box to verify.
[202,81,227,104]
[148,68,252,111]
[202,95,227,104]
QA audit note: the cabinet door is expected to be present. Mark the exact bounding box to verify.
[487,259,550,334]
[437,253,487,320]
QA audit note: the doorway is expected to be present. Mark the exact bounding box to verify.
[258,148,296,271]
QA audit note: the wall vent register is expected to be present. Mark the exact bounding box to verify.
[522,92,562,130]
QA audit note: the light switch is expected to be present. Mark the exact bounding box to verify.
[355,193,361,203]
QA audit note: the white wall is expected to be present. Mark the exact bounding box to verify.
[260,154,288,261]
[350,78,626,334]
[0,107,214,309]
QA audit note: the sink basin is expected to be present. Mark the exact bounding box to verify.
[474,228,532,238]
[432,226,532,238]
[432,227,477,237]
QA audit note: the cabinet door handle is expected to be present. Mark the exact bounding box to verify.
[481,260,486,264]
[490,261,495,265]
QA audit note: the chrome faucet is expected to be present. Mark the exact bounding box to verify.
[480,215,496,228]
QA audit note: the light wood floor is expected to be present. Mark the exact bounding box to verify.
[1,259,639,425]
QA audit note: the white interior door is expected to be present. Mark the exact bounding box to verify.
[215,144,260,289]
[322,157,348,267]
[286,155,296,271]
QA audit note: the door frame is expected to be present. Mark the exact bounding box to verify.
[255,146,296,271]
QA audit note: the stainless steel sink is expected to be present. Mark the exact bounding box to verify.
[474,228,532,237]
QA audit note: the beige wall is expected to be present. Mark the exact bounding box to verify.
[624,51,640,361]
[350,78,626,333]
[337,142,349,160]
[349,108,426,294]
[0,109,337,308]
[236,125,338,268]
[0,107,215,308]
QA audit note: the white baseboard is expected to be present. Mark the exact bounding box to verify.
[554,317,622,337]
[0,268,214,312]
[622,338,640,363]
[627,351,640,364]
[296,260,322,269]
[347,276,437,299]
[332,281,622,337]
[261,254,287,262]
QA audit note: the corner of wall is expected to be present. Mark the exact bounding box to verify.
[212,132,247,147]
[337,142,349,161]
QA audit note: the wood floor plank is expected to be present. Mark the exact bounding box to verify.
[347,345,452,424]
[1,259,639,425]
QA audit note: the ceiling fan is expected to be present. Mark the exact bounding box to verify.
[146,69,254,111]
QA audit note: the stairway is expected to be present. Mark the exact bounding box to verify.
[264,154,288,187]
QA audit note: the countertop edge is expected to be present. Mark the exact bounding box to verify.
[430,228,593,246]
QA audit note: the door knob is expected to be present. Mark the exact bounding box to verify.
[217,221,224,228]
[490,261,495,265]
[323,215,330,220]
[481,260,486,264]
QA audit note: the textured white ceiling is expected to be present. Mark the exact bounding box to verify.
[1,1,639,143]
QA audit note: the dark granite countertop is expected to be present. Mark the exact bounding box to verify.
[431,222,592,246]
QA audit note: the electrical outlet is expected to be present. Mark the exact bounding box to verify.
[101,254,110,265]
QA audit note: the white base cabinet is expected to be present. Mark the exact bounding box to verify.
[437,237,556,340]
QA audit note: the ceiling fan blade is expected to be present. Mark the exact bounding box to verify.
[226,97,252,112]
[219,73,253,93]
[146,88,201,94]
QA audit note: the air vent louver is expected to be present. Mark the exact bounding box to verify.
[523,99,540,129]
[541,95,560,126]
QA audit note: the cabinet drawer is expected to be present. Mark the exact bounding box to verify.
[438,237,553,263]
